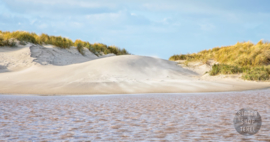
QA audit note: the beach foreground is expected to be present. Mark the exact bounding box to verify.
[0,89,270,141]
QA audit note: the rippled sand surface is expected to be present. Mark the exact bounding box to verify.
[0,90,270,141]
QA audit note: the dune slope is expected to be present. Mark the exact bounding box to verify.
[0,45,269,95]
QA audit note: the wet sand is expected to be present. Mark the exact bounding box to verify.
[0,90,270,141]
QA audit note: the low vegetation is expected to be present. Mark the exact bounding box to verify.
[0,30,129,56]
[76,42,84,56]
[170,40,270,81]
[0,32,16,47]
[209,64,243,76]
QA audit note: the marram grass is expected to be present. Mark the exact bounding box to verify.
[0,30,130,56]
[170,40,270,81]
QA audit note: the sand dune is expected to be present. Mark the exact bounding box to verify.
[0,44,97,70]
[31,45,98,66]
[0,44,269,95]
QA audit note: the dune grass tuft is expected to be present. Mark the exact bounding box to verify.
[74,39,129,56]
[76,42,84,55]
[0,33,16,47]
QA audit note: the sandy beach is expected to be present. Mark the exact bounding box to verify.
[0,44,269,95]
[0,89,270,141]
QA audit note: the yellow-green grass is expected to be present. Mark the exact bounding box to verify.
[74,39,129,56]
[0,30,130,56]
[170,40,270,81]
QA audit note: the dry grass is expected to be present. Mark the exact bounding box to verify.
[74,39,129,56]
[170,40,270,81]
[0,31,130,56]
[170,40,270,66]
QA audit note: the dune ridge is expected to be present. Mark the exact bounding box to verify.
[0,44,269,95]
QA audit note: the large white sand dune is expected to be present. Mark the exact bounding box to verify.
[0,44,98,71]
[0,44,269,95]
[31,45,98,66]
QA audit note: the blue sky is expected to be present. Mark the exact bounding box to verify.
[1,0,270,59]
